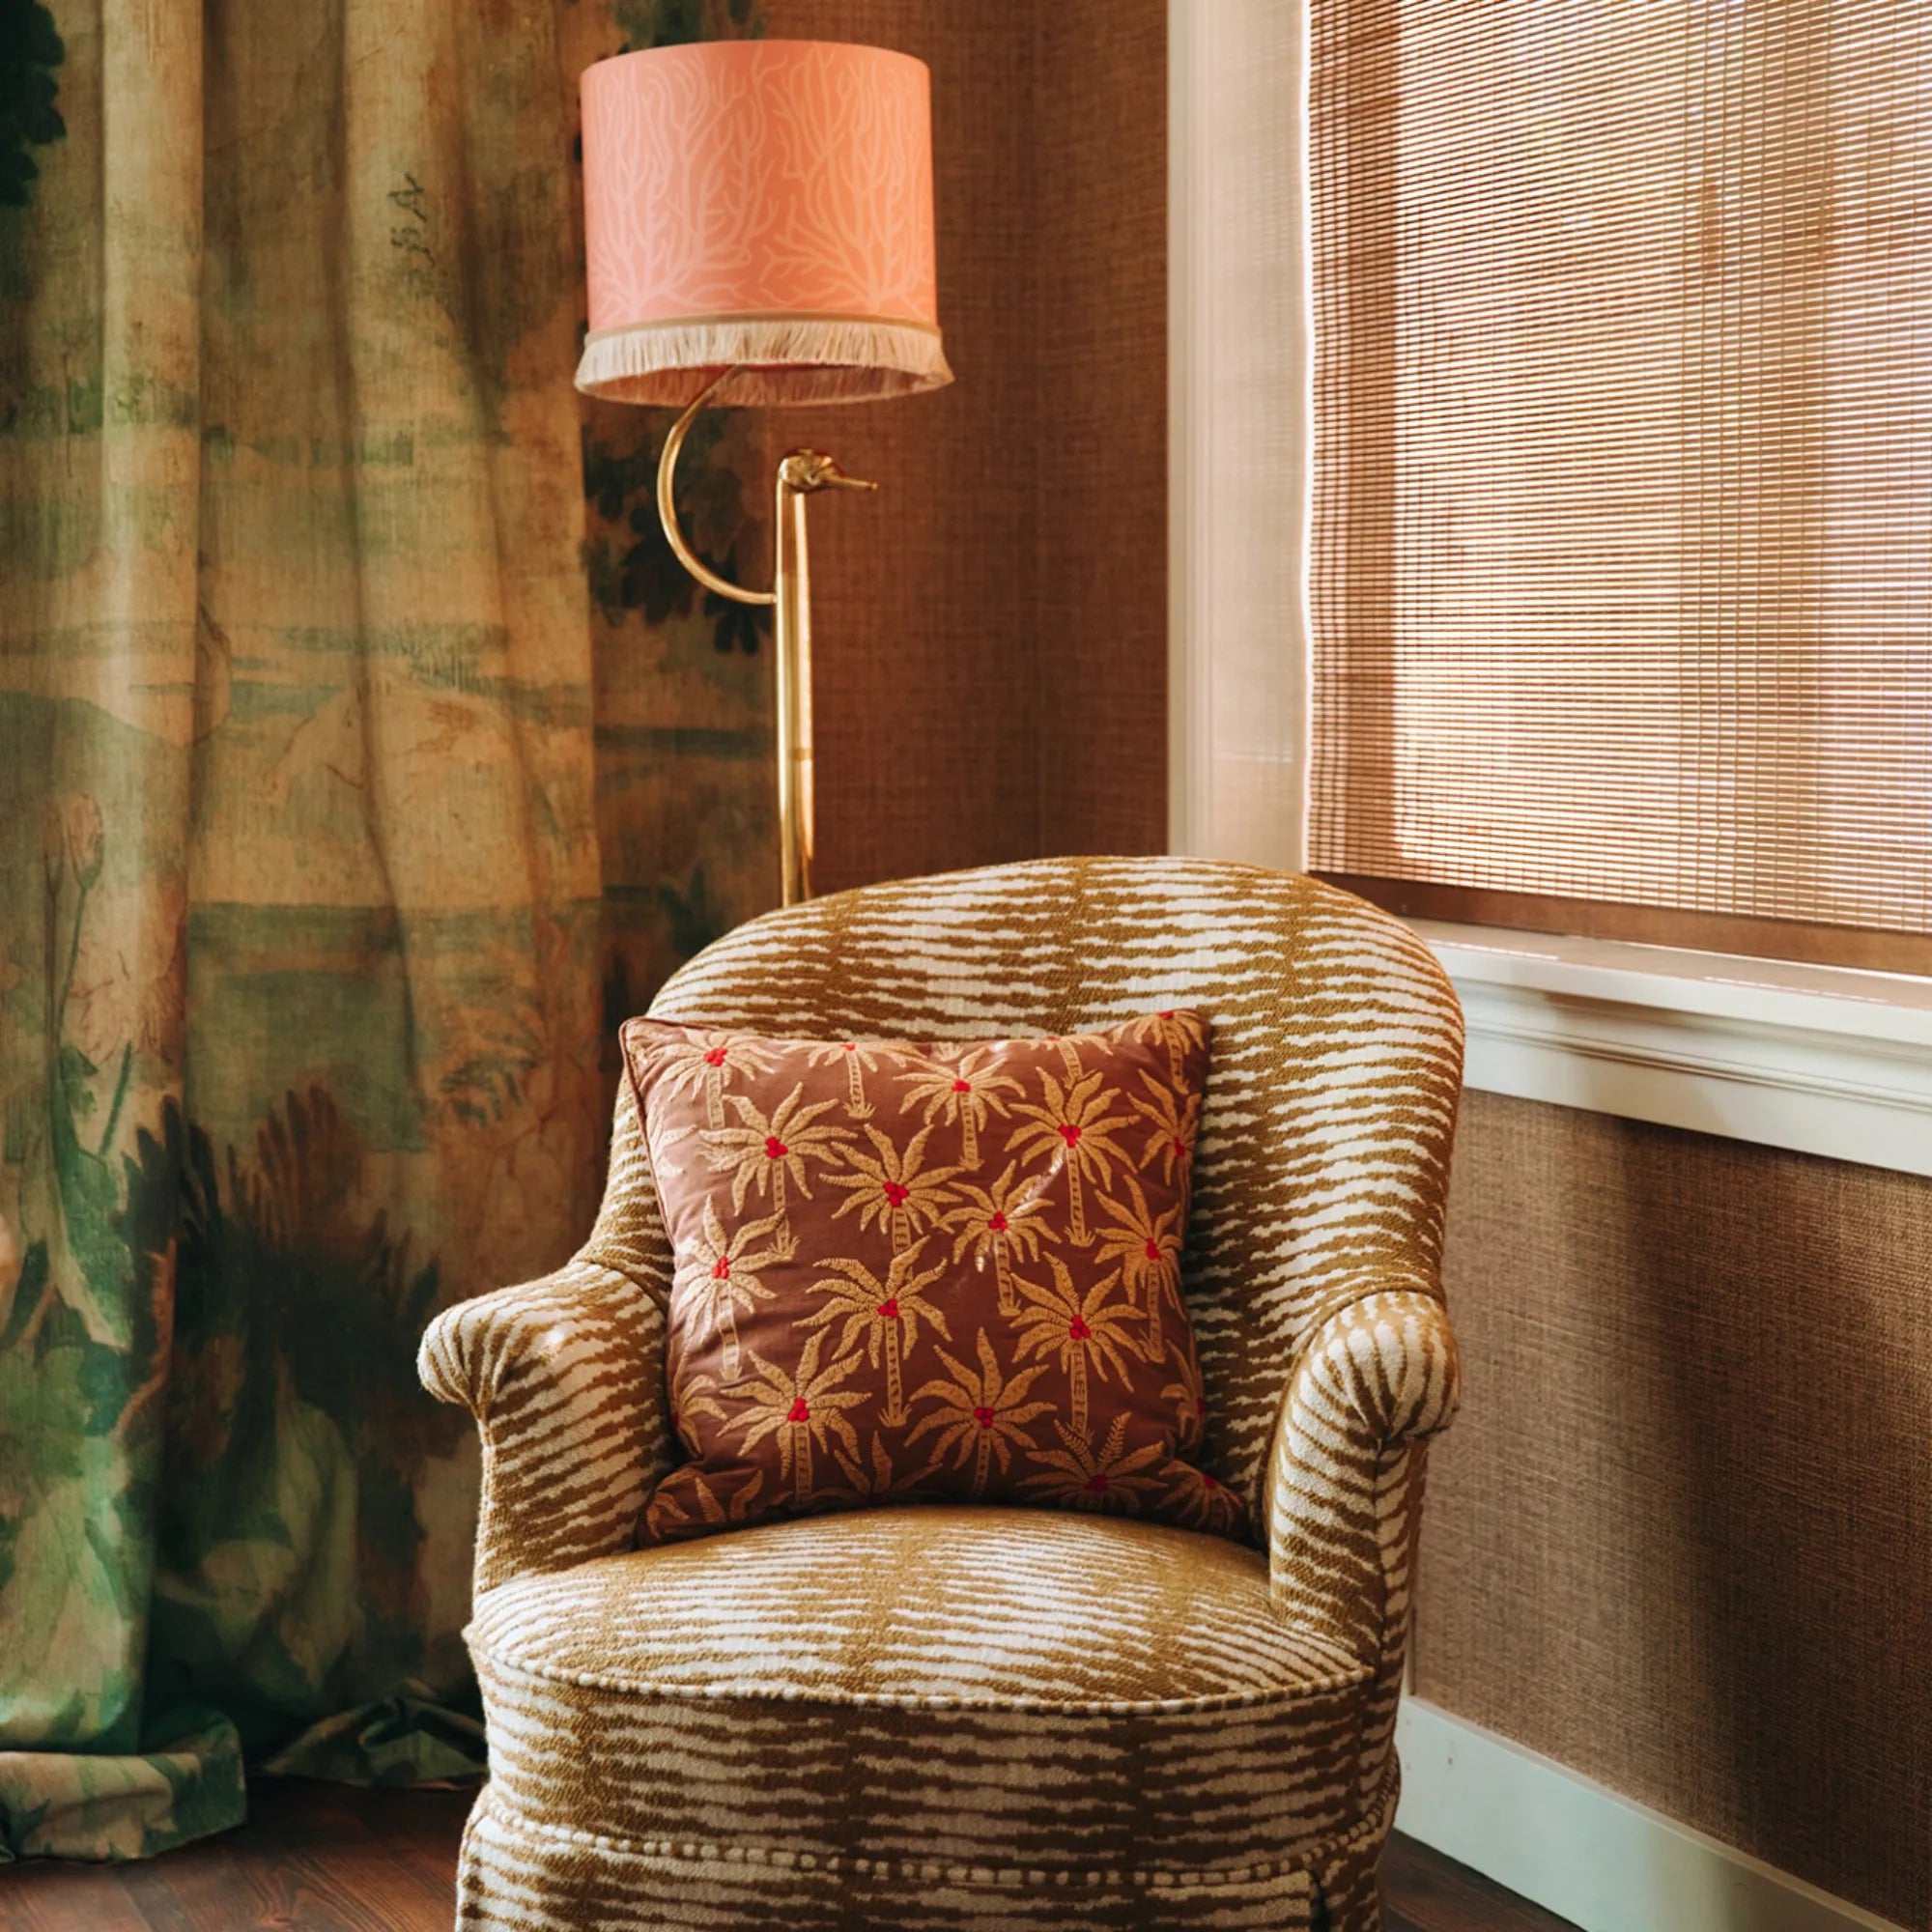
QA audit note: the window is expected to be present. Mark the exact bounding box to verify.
[1310,0,1932,972]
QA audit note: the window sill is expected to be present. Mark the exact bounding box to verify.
[1411,920,1932,1178]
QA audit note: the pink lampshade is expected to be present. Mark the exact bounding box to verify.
[576,40,952,408]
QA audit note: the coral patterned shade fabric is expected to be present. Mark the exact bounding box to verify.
[576,40,952,406]
[621,1013,1246,1545]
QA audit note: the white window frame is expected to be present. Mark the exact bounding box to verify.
[1166,0,1932,1180]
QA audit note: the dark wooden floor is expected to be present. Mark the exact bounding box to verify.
[4,1782,1577,1931]
[1380,1833,1577,1932]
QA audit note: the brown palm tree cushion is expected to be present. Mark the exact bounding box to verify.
[620,1012,1245,1545]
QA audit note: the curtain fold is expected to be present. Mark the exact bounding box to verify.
[0,0,772,1860]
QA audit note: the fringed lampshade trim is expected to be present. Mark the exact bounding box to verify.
[574,316,953,407]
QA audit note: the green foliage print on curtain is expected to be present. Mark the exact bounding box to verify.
[0,0,772,1862]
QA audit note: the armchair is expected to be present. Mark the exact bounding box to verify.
[420,857,1463,1931]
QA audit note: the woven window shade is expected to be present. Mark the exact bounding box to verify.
[1310,0,1932,972]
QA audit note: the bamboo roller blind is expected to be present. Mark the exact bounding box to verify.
[1310,0,1932,968]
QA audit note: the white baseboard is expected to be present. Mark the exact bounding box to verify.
[1394,1698,1907,1932]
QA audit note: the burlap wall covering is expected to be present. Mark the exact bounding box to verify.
[1421,1092,1932,1930]
[762,0,1169,890]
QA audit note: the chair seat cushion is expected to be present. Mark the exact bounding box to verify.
[468,1507,1374,1889]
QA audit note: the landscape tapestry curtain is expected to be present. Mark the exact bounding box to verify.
[0,0,768,1860]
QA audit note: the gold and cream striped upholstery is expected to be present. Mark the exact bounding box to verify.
[418,1251,672,1597]
[466,1511,1373,1923]
[420,858,1463,1931]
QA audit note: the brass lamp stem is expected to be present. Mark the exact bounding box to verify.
[656,367,876,907]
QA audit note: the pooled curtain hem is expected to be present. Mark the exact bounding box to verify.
[0,1688,485,1862]
[0,1713,245,1863]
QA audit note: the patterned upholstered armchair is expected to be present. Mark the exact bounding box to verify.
[419,858,1463,1931]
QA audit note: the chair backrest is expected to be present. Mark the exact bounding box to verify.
[637,856,1463,1508]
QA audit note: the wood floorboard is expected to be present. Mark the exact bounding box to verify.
[5,1866,154,1932]
[2,1784,1577,1932]
[1382,1831,1584,1932]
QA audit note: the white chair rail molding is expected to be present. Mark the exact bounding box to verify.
[1420,923,1932,1182]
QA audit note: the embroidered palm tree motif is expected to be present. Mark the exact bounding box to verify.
[702,1082,854,1248]
[725,1332,868,1504]
[831,1430,936,1504]
[799,1241,952,1426]
[1129,1072,1201,1189]
[1040,1028,1132,1087]
[945,1157,1058,1317]
[1008,1255,1140,1437]
[907,1326,1054,1497]
[1017,1413,1170,1513]
[644,1465,767,1540]
[674,1199,788,1381]
[1041,1034,1086,1085]
[895,1046,1021,1166]
[805,1037,893,1121]
[1093,1172,1186,1361]
[1123,1009,1205,1086]
[667,1351,729,1450]
[620,1010,1241,1546]
[1158,1343,1209,1457]
[1006,1065,1130,1244]
[1167,1458,1242,1534]
[826,1122,961,1251]
[655,1027,779,1129]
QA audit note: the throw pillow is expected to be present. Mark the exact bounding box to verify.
[621,1012,1244,1544]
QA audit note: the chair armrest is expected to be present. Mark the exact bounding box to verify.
[1263,1281,1461,1635]
[1262,1281,1459,1823]
[418,1256,671,1596]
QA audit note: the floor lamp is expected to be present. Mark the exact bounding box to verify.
[575,39,952,906]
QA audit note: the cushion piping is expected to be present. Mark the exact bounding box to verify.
[472,1785,1331,1894]
[467,1630,1372,1715]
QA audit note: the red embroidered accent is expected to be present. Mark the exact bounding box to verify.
[765,1135,788,1159]
[703,1047,727,1066]
[1172,1136,1186,1159]
[1059,1122,1082,1146]
[882,1180,909,1207]
[1157,1009,1174,1020]
[876,1298,899,1320]
[988,1211,1009,1233]
[1068,1315,1092,1341]
[786,1398,810,1423]
[972,1406,996,1428]
[841,1041,858,1053]
[952,1077,972,1093]
[1086,1472,1109,1492]
[712,1257,730,1279]
[1144,1238,1162,1261]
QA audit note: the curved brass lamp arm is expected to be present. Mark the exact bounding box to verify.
[655,364,879,907]
[656,367,779,609]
